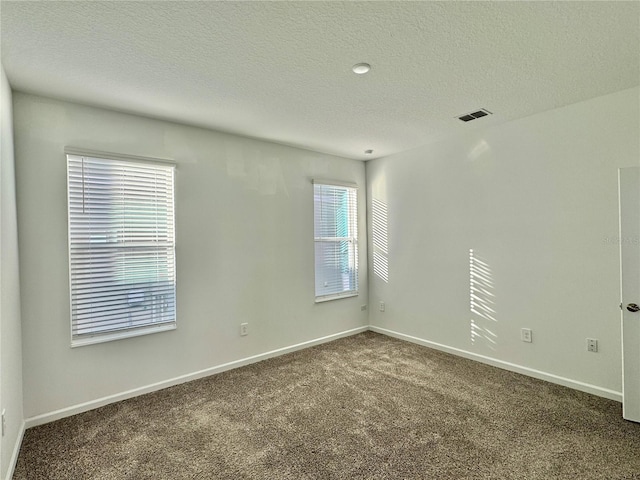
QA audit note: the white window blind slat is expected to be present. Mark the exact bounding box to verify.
[313,183,358,301]
[67,154,177,345]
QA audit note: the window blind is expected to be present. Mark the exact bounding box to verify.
[313,182,358,301]
[67,154,176,345]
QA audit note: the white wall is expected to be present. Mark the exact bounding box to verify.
[1,65,24,479]
[367,87,640,398]
[13,93,368,420]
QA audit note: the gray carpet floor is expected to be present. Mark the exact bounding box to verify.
[14,332,640,479]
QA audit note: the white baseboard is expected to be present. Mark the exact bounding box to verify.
[370,325,623,402]
[5,420,25,480]
[23,323,622,431]
[25,326,369,429]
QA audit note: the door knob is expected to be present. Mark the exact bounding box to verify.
[627,303,640,312]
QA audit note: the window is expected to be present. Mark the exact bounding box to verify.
[313,181,358,301]
[67,152,176,346]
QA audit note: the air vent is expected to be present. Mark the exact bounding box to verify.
[457,108,492,122]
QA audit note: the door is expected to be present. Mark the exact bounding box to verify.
[619,167,640,423]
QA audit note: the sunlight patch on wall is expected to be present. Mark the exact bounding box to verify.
[470,249,497,350]
[372,198,389,283]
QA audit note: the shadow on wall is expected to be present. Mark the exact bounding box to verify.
[470,249,497,350]
[372,198,389,283]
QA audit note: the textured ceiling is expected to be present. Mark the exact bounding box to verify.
[1,1,638,160]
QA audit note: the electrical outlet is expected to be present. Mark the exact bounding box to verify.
[521,328,532,343]
[1,409,6,437]
[240,323,248,336]
[360,305,367,311]
[379,301,385,312]
[587,338,598,353]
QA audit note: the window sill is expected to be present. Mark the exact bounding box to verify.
[315,292,358,303]
[71,322,176,348]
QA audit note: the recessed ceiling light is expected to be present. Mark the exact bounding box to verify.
[364,149,374,155]
[352,63,371,75]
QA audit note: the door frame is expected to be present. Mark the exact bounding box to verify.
[619,166,640,422]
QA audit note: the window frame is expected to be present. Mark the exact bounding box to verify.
[313,179,359,303]
[66,148,177,347]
